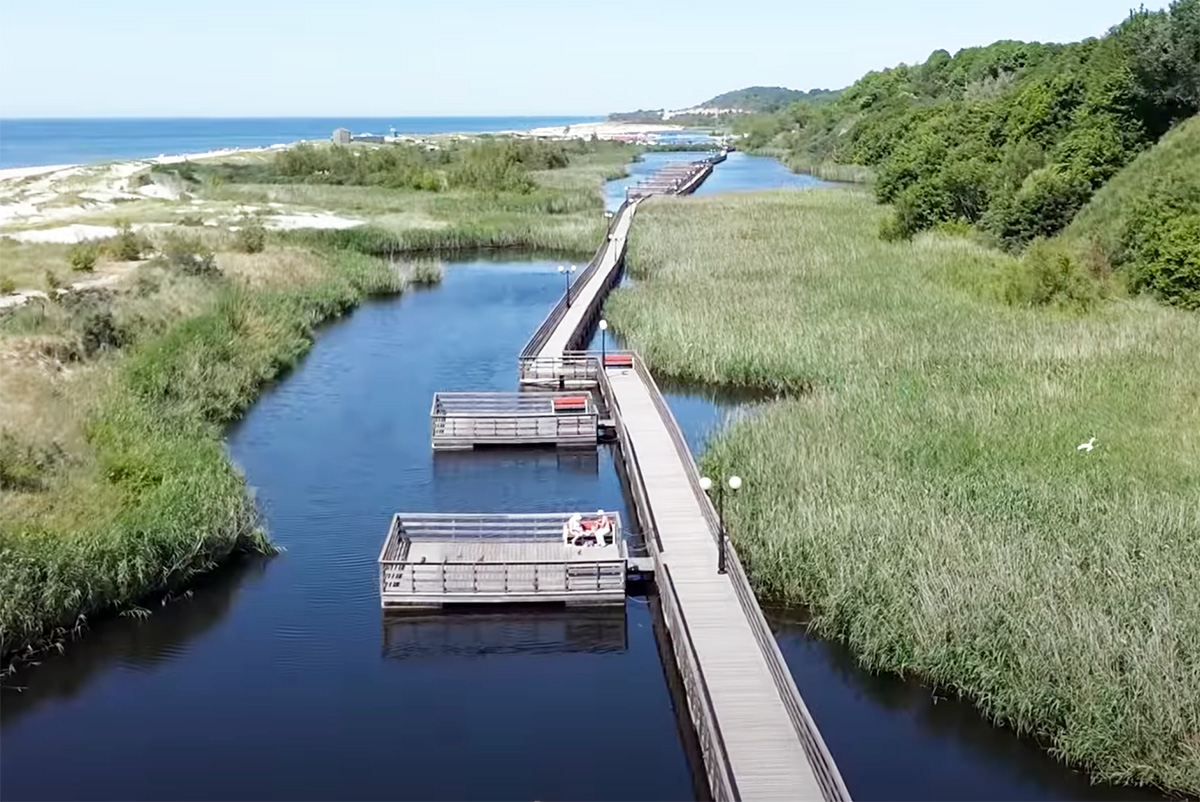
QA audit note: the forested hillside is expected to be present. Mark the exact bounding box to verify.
[741,0,1198,306]
[699,86,838,112]
[1063,114,1200,308]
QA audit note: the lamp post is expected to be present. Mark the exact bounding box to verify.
[700,474,741,575]
[599,319,608,368]
[558,264,577,307]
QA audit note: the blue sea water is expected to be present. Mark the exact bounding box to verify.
[0,116,604,169]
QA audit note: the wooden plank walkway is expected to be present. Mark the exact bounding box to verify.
[537,201,637,359]
[521,151,850,801]
[606,367,825,801]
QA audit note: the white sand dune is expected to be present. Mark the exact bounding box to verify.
[6,224,122,244]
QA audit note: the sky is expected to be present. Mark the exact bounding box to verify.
[0,0,1171,118]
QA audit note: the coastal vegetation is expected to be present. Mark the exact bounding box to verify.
[736,0,1199,306]
[606,189,1200,793]
[0,137,635,665]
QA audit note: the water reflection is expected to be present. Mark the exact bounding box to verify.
[432,445,599,479]
[381,605,628,660]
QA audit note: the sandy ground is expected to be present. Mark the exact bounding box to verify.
[262,212,362,230]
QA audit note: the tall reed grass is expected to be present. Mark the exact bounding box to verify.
[606,189,1200,794]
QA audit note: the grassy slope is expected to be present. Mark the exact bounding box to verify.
[0,145,632,664]
[1061,113,1200,255]
[606,189,1200,793]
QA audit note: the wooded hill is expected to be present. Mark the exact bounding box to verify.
[741,0,1199,307]
[699,86,839,112]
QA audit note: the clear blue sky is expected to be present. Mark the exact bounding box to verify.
[0,0,1168,118]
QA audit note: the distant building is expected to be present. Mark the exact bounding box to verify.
[332,128,351,145]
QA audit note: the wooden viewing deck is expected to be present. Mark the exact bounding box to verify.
[515,151,851,801]
[430,391,598,450]
[379,512,627,607]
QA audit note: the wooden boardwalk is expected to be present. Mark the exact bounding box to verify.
[520,152,851,801]
[605,364,838,800]
[538,202,637,358]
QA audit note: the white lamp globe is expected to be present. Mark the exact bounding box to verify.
[728,476,742,491]
[699,477,712,492]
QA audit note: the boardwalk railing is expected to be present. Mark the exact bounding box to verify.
[594,359,742,800]
[658,563,740,802]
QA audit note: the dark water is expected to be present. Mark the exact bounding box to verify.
[1,154,1164,801]
[0,116,602,168]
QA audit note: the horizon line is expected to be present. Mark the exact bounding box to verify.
[0,113,610,122]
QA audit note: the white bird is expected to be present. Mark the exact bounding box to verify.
[1077,437,1097,452]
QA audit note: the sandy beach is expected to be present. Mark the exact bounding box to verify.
[525,121,686,139]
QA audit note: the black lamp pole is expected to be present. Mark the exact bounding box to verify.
[716,484,727,575]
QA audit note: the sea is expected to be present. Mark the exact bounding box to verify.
[0,117,604,169]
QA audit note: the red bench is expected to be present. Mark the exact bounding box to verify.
[552,396,588,413]
[604,354,634,368]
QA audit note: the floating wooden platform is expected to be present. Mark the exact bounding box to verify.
[430,391,598,450]
[378,512,627,607]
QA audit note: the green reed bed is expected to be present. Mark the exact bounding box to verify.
[605,189,1200,794]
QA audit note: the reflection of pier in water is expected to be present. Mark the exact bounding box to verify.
[432,446,599,478]
[381,605,627,661]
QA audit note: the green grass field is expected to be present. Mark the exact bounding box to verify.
[606,188,1200,794]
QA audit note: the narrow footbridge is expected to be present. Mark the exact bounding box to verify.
[389,151,849,801]
[518,153,851,802]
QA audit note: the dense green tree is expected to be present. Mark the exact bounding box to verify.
[750,0,1199,256]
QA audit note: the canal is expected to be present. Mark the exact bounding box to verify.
[0,152,1160,801]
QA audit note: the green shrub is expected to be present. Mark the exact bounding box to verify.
[0,276,15,294]
[985,166,1094,251]
[110,222,146,261]
[1004,238,1113,309]
[80,309,129,356]
[233,215,267,254]
[155,233,218,277]
[68,244,98,272]
[1124,210,1200,308]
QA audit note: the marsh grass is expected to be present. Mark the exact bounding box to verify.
[784,157,874,184]
[607,189,1200,794]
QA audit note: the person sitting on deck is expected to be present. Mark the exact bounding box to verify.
[562,513,584,546]
[592,510,612,546]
